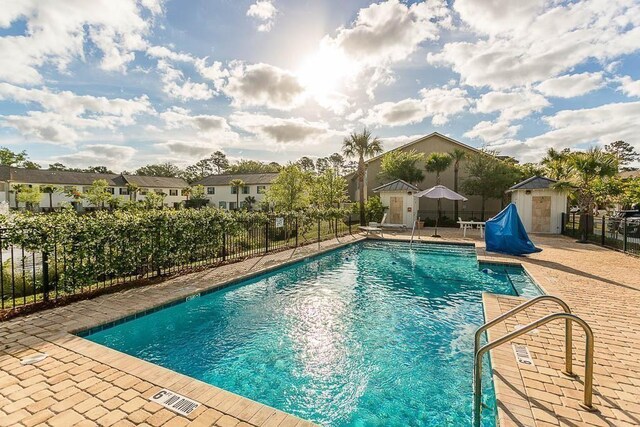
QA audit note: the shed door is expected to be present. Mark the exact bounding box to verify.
[389,196,404,224]
[531,196,551,233]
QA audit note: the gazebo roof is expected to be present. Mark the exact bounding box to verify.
[509,176,557,191]
[372,179,420,193]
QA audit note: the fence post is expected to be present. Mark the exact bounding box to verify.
[295,217,299,247]
[601,216,605,246]
[561,212,565,234]
[572,213,576,236]
[265,220,270,254]
[222,230,227,262]
[623,218,628,253]
[42,250,50,302]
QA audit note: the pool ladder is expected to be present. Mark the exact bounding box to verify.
[473,295,596,427]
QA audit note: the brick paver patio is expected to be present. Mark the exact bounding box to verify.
[1,229,639,426]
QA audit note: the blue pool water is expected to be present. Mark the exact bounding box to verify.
[84,241,540,426]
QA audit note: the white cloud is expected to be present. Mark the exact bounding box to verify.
[490,101,640,162]
[224,62,304,110]
[156,60,214,101]
[536,72,604,98]
[55,144,136,170]
[617,75,640,97]
[0,0,163,84]
[0,83,152,144]
[475,90,549,121]
[325,0,449,66]
[247,0,277,32]
[158,140,225,158]
[364,87,470,126]
[230,112,330,144]
[464,120,521,143]
[429,0,640,89]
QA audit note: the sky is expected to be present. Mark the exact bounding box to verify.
[0,0,639,172]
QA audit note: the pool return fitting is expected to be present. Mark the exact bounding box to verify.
[472,295,595,427]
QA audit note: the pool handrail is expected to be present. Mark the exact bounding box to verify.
[473,311,595,427]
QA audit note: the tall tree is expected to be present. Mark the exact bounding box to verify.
[328,153,345,175]
[554,148,618,241]
[0,147,39,168]
[83,179,112,209]
[210,151,230,174]
[424,152,453,220]
[379,149,424,185]
[41,185,60,210]
[315,157,331,174]
[342,128,383,225]
[604,140,639,170]
[136,162,182,177]
[126,183,140,202]
[16,185,42,211]
[310,169,349,209]
[85,166,113,174]
[449,149,467,220]
[462,151,521,220]
[229,179,245,210]
[266,165,310,211]
[296,157,316,173]
[225,160,281,174]
[541,148,572,180]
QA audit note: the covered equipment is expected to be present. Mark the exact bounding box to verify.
[485,203,542,255]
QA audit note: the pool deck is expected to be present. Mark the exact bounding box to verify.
[1,229,639,426]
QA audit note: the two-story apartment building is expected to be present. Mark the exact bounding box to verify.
[193,173,278,210]
[0,166,189,210]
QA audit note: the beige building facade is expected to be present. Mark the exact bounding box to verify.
[347,132,503,220]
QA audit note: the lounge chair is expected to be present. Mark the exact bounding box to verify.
[379,213,407,230]
[358,224,383,236]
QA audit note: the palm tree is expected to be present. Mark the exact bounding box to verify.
[182,186,192,201]
[41,185,59,211]
[342,128,383,225]
[541,148,571,180]
[126,183,140,202]
[553,148,618,242]
[449,149,466,220]
[229,179,245,210]
[425,152,454,221]
[10,184,26,209]
[244,196,256,211]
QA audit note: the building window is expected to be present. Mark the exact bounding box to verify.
[140,189,148,195]
[119,188,129,195]
[257,185,266,194]
[207,187,215,195]
[219,201,227,209]
[229,202,237,210]
[169,189,178,196]
[107,187,115,194]
[242,186,250,194]
[230,186,237,194]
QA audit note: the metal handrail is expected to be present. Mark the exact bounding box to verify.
[474,295,573,376]
[473,312,595,427]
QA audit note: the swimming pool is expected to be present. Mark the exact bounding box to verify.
[83,241,541,426]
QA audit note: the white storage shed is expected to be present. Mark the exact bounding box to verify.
[372,179,420,228]
[508,176,568,234]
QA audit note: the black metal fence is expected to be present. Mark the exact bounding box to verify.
[416,210,498,226]
[0,215,351,314]
[562,212,640,256]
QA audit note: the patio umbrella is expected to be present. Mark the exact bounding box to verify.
[414,185,468,237]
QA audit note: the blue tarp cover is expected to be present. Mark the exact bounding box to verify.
[485,203,542,256]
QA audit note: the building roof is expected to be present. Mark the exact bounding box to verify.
[0,166,187,188]
[344,132,482,180]
[372,179,420,192]
[194,173,279,186]
[508,176,557,191]
[121,175,188,188]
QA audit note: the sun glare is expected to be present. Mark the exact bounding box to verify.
[296,47,356,96]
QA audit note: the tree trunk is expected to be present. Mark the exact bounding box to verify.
[453,166,459,221]
[358,156,366,225]
[49,193,53,211]
[481,197,486,221]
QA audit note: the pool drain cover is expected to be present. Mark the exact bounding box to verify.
[20,353,48,365]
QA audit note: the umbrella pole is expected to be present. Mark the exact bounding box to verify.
[433,209,441,238]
